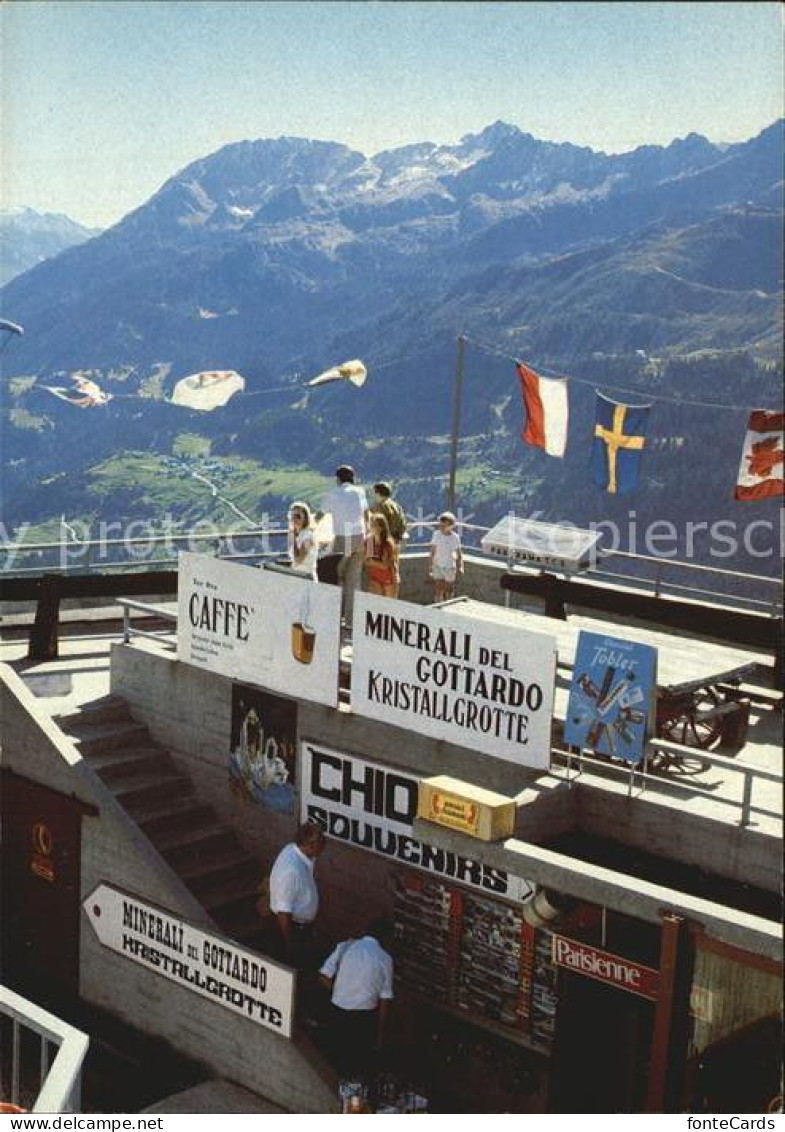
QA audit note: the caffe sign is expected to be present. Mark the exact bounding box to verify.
[351,594,557,767]
[178,552,341,707]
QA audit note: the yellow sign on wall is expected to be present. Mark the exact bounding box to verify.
[418,776,515,842]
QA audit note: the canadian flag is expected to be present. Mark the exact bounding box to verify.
[516,362,569,458]
[735,410,784,501]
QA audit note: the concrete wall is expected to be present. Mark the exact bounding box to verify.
[0,663,338,1114]
[108,639,779,954]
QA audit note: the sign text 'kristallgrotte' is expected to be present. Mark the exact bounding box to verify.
[350,593,557,767]
[83,884,295,1037]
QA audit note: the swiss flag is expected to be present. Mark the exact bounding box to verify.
[516,362,569,458]
[735,410,784,501]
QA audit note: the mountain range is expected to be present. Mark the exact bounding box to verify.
[0,207,101,288]
[1,120,782,575]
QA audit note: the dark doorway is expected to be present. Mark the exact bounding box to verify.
[0,772,83,1011]
[549,970,655,1112]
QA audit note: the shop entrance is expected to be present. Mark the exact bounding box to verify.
[0,772,83,1011]
[549,969,655,1112]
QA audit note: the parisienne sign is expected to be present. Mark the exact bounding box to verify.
[84,884,295,1036]
[178,552,341,707]
[301,741,535,904]
[551,934,660,1001]
[351,594,557,767]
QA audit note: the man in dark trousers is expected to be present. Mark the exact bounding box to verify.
[268,821,326,969]
[319,918,395,1079]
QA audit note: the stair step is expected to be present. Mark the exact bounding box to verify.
[212,897,267,944]
[199,874,261,915]
[87,747,171,782]
[138,799,217,840]
[68,720,150,755]
[115,772,193,813]
[156,823,235,860]
[55,695,132,729]
[182,855,260,899]
[176,843,257,883]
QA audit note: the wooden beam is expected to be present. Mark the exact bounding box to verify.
[646,912,693,1112]
[500,571,781,659]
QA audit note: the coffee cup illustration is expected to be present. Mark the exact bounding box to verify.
[292,621,317,664]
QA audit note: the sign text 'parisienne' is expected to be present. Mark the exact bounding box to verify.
[351,595,556,767]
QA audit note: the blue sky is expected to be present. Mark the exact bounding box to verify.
[2,1,782,228]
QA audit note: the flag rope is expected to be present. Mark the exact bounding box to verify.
[461,331,781,413]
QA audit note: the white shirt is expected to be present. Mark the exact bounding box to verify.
[320,936,394,1011]
[430,528,461,568]
[322,483,368,538]
[269,842,319,923]
[291,528,318,580]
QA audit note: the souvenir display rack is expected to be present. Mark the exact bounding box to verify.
[393,868,559,1052]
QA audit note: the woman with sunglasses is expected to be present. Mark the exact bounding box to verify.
[288,501,319,581]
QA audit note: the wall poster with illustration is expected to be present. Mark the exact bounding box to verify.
[230,684,297,814]
[564,631,658,764]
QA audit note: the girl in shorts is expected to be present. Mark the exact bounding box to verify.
[429,511,463,602]
[364,513,399,598]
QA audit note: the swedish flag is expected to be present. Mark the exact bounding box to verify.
[591,393,651,494]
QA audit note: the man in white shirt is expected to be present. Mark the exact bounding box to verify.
[319,919,395,1077]
[269,821,326,967]
[321,465,369,627]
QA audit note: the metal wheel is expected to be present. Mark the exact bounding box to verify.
[656,688,720,751]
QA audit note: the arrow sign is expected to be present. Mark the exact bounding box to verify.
[83,883,295,1038]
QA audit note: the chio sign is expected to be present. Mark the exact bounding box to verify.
[551,934,660,1001]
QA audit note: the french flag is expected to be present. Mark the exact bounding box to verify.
[516,362,569,458]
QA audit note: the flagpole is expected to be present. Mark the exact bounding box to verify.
[447,333,465,512]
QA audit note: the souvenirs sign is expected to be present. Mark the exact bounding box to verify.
[351,594,557,768]
[551,934,660,1000]
[84,884,295,1036]
[301,742,535,904]
[564,631,657,764]
[178,552,341,707]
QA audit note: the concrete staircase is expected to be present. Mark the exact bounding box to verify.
[55,694,267,951]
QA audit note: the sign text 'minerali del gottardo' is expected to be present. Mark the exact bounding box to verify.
[83,884,295,1037]
[351,594,557,768]
[301,742,535,904]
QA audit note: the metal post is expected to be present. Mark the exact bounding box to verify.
[654,560,664,599]
[446,334,466,513]
[740,770,753,826]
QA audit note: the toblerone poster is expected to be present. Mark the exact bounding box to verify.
[564,631,657,764]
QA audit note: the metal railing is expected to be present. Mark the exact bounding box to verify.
[2,518,781,617]
[0,985,89,1114]
[120,599,177,650]
[0,525,289,577]
[552,738,781,828]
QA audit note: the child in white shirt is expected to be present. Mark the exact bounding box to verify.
[429,511,463,602]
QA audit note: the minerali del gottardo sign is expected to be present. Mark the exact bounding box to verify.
[351,594,557,768]
[84,884,295,1037]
